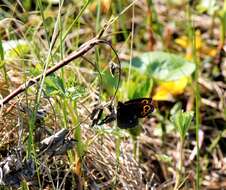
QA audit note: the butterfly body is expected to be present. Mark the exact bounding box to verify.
[117,98,154,129]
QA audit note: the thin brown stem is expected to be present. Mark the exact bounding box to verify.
[0,37,121,107]
[174,139,184,190]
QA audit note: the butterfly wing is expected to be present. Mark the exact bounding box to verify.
[123,98,154,118]
[116,98,154,129]
[117,102,139,128]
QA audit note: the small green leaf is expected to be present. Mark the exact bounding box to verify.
[45,75,86,100]
[155,153,173,163]
[171,110,194,140]
[45,75,65,97]
[124,51,196,81]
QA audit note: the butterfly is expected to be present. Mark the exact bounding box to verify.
[116,98,154,129]
[90,98,154,129]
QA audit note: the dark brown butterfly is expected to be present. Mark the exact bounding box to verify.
[117,98,154,129]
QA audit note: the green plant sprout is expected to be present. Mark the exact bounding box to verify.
[171,110,193,190]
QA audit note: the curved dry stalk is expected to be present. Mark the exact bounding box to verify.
[0,37,121,108]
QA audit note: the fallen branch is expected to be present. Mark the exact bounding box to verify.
[0,36,120,107]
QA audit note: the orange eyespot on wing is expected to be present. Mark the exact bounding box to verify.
[141,105,153,117]
[117,98,154,128]
[141,99,149,104]
[144,105,151,113]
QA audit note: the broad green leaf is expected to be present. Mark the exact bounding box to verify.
[124,51,195,81]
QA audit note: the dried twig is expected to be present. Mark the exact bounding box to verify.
[0,36,121,108]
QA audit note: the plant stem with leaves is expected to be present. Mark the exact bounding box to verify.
[172,110,193,190]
